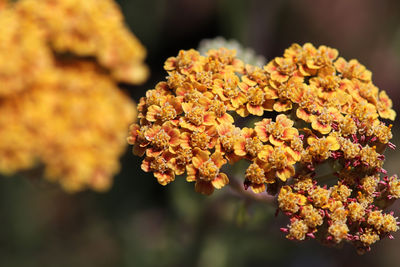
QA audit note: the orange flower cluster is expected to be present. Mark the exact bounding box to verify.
[128,43,398,251]
[0,0,147,191]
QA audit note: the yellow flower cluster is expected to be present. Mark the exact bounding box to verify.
[128,43,398,251]
[0,0,147,192]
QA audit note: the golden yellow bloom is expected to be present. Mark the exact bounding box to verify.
[213,73,246,111]
[269,115,299,146]
[309,186,330,208]
[338,137,361,159]
[330,183,352,202]
[311,107,343,134]
[16,0,148,84]
[0,7,52,97]
[287,219,309,241]
[245,161,270,193]
[304,134,340,162]
[360,145,382,169]
[180,102,216,131]
[1,0,148,192]
[144,122,181,157]
[300,205,323,228]
[238,80,273,116]
[367,210,384,230]
[388,175,400,198]
[278,186,307,213]
[145,95,182,124]
[360,175,378,196]
[338,115,357,136]
[381,214,399,233]
[360,228,380,246]
[2,63,137,192]
[328,222,349,243]
[347,202,365,222]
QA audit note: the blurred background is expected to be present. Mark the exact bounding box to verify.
[2,0,400,266]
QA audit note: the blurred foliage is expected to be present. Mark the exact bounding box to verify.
[2,0,400,266]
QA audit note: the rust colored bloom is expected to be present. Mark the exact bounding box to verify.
[144,122,180,157]
[238,79,274,116]
[213,73,246,111]
[264,57,297,83]
[311,107,343,134]
[180,102,216,131]
[141,152,175,186]
[180,126,217,151]
[269,114,298,146]
[129,42,398,252]
[145,95,182,124]
[234,128,264,159]
[377,91,396,120]
[186,148,229,195]
[215,123,241,163]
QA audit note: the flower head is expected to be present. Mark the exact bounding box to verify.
[0,0,148,192]
[129,42,398,252]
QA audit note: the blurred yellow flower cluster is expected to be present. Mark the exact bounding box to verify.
[0,0,148,192]
[129,42,399,252]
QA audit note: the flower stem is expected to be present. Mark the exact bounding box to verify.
[228,175,275,203]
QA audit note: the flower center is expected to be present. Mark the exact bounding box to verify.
[269,147,287,169]
[150,156,169,173]
[319,75,340,91]
[271,123,285,139]
[196,71,213,87]
[184,90,203,102]
[176,148,192,166]
[186,106,204,125]
[199,160,219,181]
[220,135,234,152]
[318,110,333,125]
[146,91,161,106]
[246,163,265,184]
[245,137,263,157]
[160,103,177,121]
[225,86,240,98]
[209,99,226,117]
[153,130,170,150]
[247,87,265,106]
[190,131,210,150]
[277,59,296,74]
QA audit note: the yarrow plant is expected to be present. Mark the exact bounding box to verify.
[128,42,400,252]
[0,0,147,191]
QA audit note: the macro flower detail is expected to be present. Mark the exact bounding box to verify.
[187,148,228,195]
[129,42,398,252]
[0,0,148,192]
